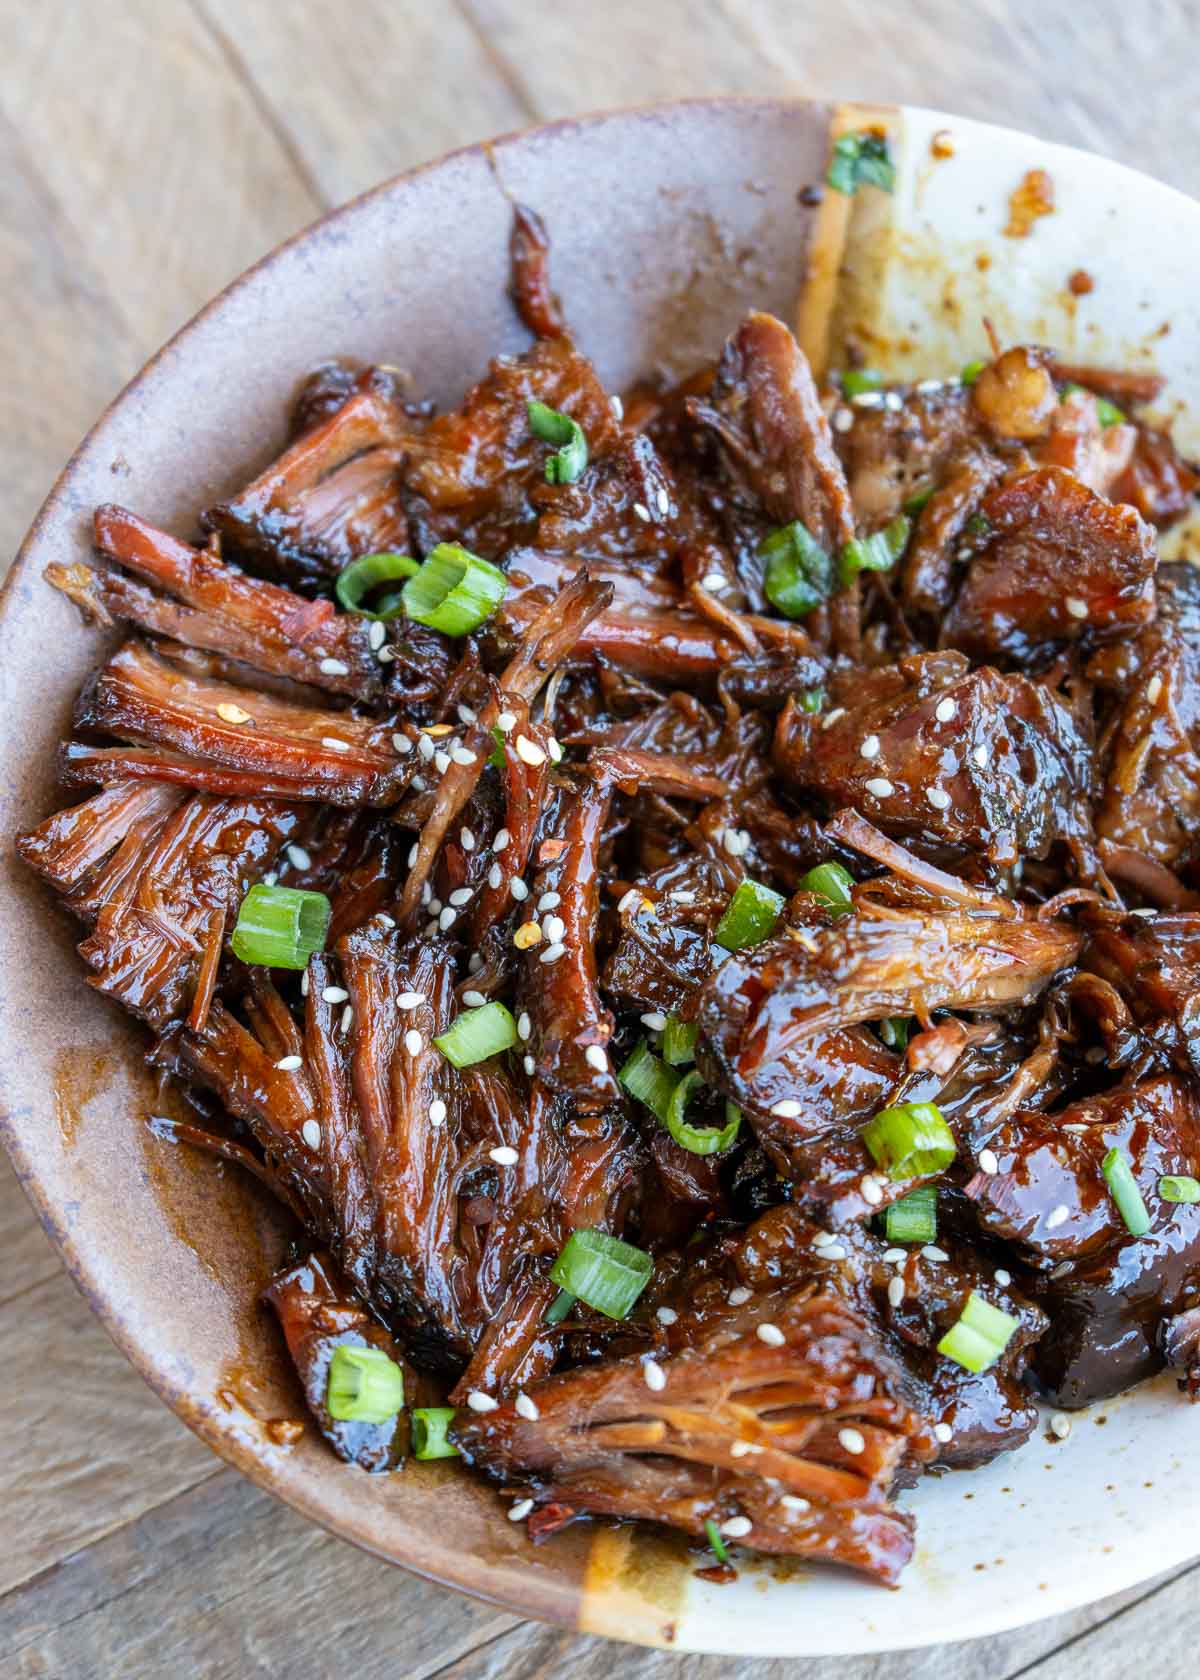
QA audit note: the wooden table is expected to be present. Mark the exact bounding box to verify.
[2,3,1198,1673]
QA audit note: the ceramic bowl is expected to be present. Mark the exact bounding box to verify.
[2,98,1196,1656]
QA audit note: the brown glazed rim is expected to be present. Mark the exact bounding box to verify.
[0,95,836,1640]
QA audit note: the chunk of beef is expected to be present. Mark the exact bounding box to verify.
[509,203,566,340]
[1110,425,1199,528]
[944,467,1157,661]
[1035,388,1136,496]
[1083,912,1200,1081]
[902,452,1004,617]
[832,382,980,527]
[452,1290,935,1585]
[16,781,184,898]
[774,652,1093,868]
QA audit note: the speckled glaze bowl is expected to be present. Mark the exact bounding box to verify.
[2,100,1197,1656]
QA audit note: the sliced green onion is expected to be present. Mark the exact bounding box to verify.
[863,1101,956,1181]
[1160,1175,1200,1204]
[965,510,993,540]
[799,687,825,714]
[326,1343,405,1423]
[665,1071,742,1156]
[1102,1146,1152,1237]
[618,1042,677,1124]
[704,1518,730,1564]
[937,1290,1019,1374]
[231,883,331,971]
[550,1229,653,1320]
[489,725,506,769]
[662,1015,699,1066]
[879,1016,911,1051]
[544,1288,576,1324]
[960,359,986,385]
[839,513,911,587]
[760,520,833,619]
[715,878,785,951]
[434,1000,518,1068]
[401,543,507,635]
[827,130,896,196]
[798,860,854,912]
[1096,396,1126,428]
[527,400,588,484]
[903,485,935,515]
[411,1406,459,1459]
[885,1185,937,1243]
[841,368,884,398]
[335,551,420,619]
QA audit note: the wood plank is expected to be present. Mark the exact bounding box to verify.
[0,1469,519,1680]
[0,1158,62,1308]
[1021,1561,1200,1679]
[0,1267,216,1598]
[193,0,536,209]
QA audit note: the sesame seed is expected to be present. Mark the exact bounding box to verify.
[462,989,487,1007]
[887,1275,905,1307]
[934,1422,954,1444]
[838,1427,866,1455]
[851,390,884,409]
[1146,674,1163,704]
[972,745,989,768]
[397,992,424,1010]
[934,697,957,723]
[610,393,624,420]
[393,733,414,754]
[496,710,517,734]
[466,1391,498,1413]
[723,828,750,857]
[487,863,502,889]
[1050,1413,1072,1440]
[1046,1204,1070,1229]
[517,1012,532,1041]
[275,1054,303,1071]
[515,1392,539,1420]
[456,703,477,725]
[493,828,511,852]
[376,913,395,928]
[756,1323,785,1347]
[632,502,651,522]
[428,1099,447,1126]
[656,1306,678,1325]
[916,378,943,394]
[720,1515,753,1537]
[263,871,278,887]
[617,888,641,915]
[540,942,567,964]
[921,1245,949,1263]
[513,921,542,950]
[438,906,457,931]
[859,734,881,760]
[340,1005,354,1033]
[417,734,435,762]
[1051,1259,1073,1279]
[422,723,454,737]
[286,844,311,871]
[995,1268,1012,1286]
[427,896,442,914]
[377,646,396,663]
[926,786,951,811]
[322,986,349,1004]
[770,1099,802,1118]
[781,1494,810,1512]
[1065,597,1088,620]
[700,571,727,591]
[812,1230,835,1248]
[508,1498,534,1521]
[861,1176,884,1206]
[216,702,251,725]
[319,657,350,675]
[300,971,309,995]
[542,914,566,946]
[302,1119,321,1149]
[489,1145,519,1166]
[434,750,451,775]
[730,1440,760,1458]
[672,889,697,904]
[883,1248,908,1265]
[537,891,561,911]
[978,1148,999,1175]
[515,735,547,767]
[449,887,474,908]
[407,843,420,867]
[404,1029,423,1056]
[468,952,483,972]
[642,1358,667,1391]
[584,1045,609,1073]
[728,1287,753,1306]
[368,621,386,651]
[833,407,854,432]
[656,487,670,516]
[451,747,478,767]
[884,391,903,412]
[820,1245,848,1261]
[523,1055,536,1076]
[460,827,476,851]
[322,737,351,753]
[865,777,894,798]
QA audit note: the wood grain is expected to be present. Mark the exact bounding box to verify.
[2,0,1198,1673]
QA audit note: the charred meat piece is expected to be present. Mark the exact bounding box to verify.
[204,372,415,586]
[264,1252,411,1472]
[509,202,566,340]
[1109,424,1199,528]
[74,640,407,806]
[902,451,1004,617]
[774,652,1093,868]
[832,381,980,527]
[1084,911,1200,1079]
[944,466,1158,661]
[452,1290,935,1584]
[1035,387,1136,497]
[16,780,184,897]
